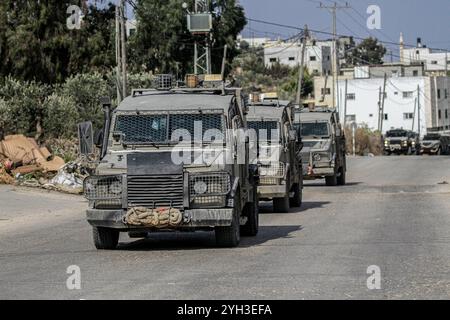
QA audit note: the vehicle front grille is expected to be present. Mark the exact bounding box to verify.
[127,174,184,209]
[390,140,402,145]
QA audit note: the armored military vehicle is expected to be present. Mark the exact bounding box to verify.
[295,108,346,186]
[246,98,303,213]
[80,85,259,249]
[384,129,420,155]
[420,133,450,155]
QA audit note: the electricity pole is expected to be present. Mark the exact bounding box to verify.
[380,73,387,133]
[417,85,421,137]
[296,25,309,106]
[116,0,127,103]
[319,2,350,108]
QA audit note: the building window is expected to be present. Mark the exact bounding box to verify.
[438,110,442,119]
[269,58,277,63]
[394,91,398,95]
[288,57,295,61]
[446,109,449,119]
[438,89,441,99]
[403,113,414,120]
[369,114,374,118]
[403,91,413,99]
[384,114,389,121]
[346,93,356,100]
[310,56,317,61]
[446,89,448,99]
[346,115,356,122]
[321,88,331,95]
[431,60,438,65]
[413,70,418,77]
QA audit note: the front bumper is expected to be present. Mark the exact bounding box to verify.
[87,208,234,230]
[303,164,335,179]
[385,145,409,152]
[258,185,286,198]
[420,147,439,154]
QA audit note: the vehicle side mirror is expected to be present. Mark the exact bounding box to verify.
[78,121,94,155]
[94,129,104,149]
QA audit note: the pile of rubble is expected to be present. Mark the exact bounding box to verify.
[0,134,86,194]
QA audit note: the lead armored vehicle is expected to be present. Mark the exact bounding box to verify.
[295,108,346,186]
[81,85,259,249]
[246,98,303,213]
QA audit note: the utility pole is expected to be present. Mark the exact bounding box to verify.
[319,2,350,108]
[417,85,421,137]
[377,87,382,131]
[343,79,348,127]
[412,97,417,131]
[380,73,387,133]
[296,25,309,106]
[115,0,127,103]
[115,5,122,102]
[120,0,127,98]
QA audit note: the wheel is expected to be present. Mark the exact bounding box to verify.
[437,148,442,156]
[337,167,346,186]
[273,193,290,213]
[325,173,338,186]
[241,188,259,237]
[93,227,119,250]
[289,183,302,207]
[216,208,240,247]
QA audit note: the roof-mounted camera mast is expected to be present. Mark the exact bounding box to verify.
[183,0,213,75]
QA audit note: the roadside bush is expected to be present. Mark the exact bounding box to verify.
[0,77,52,139]
[59,72,111,130]
[345,125,383,156]
[42,94,80,139]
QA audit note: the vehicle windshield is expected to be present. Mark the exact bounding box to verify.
[300,122,329,137]
[424,134,440,140]
[386,130,408,138]
[247,121,280,142]
[114,113,225,145]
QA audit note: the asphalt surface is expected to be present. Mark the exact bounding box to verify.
[1,156,450,300]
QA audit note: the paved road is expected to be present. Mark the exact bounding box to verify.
[1,156,450,300]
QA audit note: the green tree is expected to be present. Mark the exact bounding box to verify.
[0,0,116,84]
[348,37,386,66]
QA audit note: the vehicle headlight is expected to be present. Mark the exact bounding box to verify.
[189,173,231,196]
[313,153,321,161]
[83,175,123,200]
[189,173,231,208]
[402,141,408,146]
[384,140,389,145]
[259,162,285,178]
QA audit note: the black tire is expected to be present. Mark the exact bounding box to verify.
[337,167,346,186]
[273,193,290,213]
[289,183,302,207]
[241,189,259,237]
[216,208,240,247]
[325,173,338,186]
[93,227,119,250]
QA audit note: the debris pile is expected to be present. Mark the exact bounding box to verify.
[0,134,86,194]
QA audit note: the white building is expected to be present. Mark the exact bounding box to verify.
[126,19,137,38]
[400,35,450,76]
[337,77,429,136]
[237,35,272,48]
[314,71,450,135]
[264,41,332,76]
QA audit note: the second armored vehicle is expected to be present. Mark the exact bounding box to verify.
[384,129,420,155]
[295,108,347,186]
[247,98,303,212]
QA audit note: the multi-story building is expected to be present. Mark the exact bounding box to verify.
[400,34,450,76]
[264,40,332,76]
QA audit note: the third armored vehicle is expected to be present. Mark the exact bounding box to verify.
[246,98,303,212]
[295,108,346,186]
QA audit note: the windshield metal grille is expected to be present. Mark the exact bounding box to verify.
[114,113,224,144]
[248,121,279,141]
